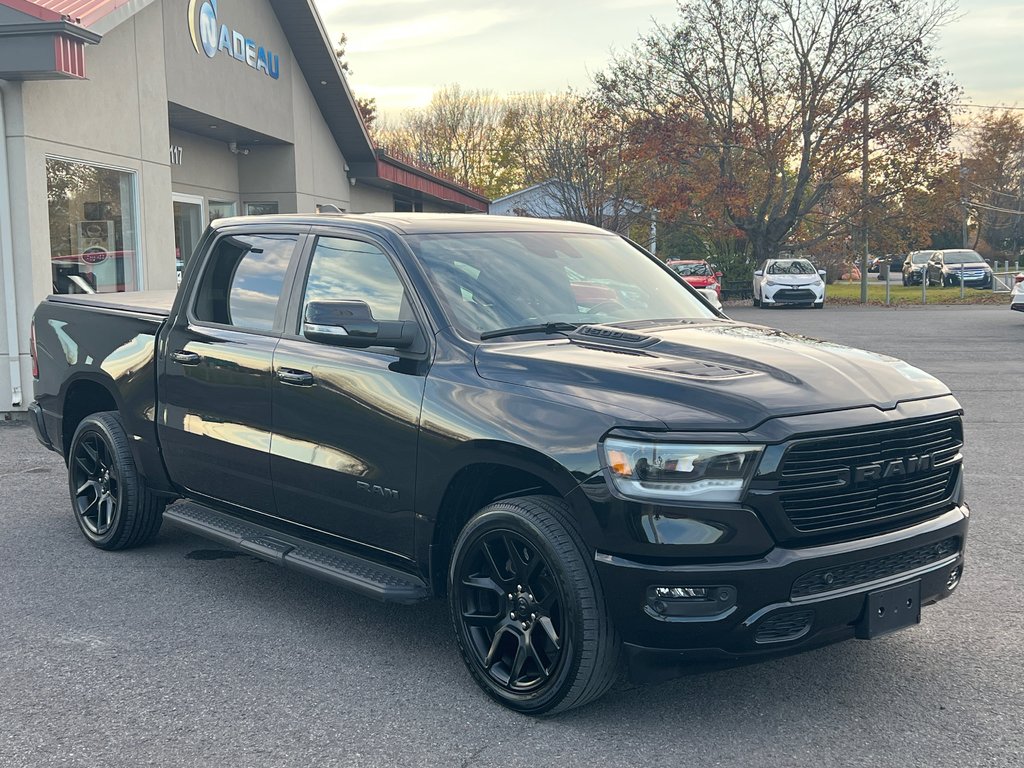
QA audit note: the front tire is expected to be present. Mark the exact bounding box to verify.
[68,412,165,550]
[448,496,619,715]
[813,301,824,309]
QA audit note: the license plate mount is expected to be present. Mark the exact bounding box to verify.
[856,580,922,639]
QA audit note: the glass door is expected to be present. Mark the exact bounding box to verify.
[172,194,204,286]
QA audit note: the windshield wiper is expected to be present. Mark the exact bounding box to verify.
[479,322,579,341]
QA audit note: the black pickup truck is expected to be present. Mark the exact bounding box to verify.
[29,214,968,714]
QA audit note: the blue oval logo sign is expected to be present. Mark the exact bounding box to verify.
[198,1,218,58]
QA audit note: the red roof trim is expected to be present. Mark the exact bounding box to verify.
[0,0,134,27]
[377,159,488,212]
[53,33,86,77]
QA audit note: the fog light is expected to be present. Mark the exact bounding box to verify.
[946,565,962,591]
[646,585,737,619]
[654,586,709,600]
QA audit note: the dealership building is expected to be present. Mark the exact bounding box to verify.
[0,0,488,413]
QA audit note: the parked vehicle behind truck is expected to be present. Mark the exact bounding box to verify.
[30,214,969,714]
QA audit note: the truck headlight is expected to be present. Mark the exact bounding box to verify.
[603,439,763,502]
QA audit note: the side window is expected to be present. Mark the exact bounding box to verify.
[302,237,407,322]
[193,233,297,331]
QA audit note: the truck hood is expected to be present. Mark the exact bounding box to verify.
[474,320,950,431]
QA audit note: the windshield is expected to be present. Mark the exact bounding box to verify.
[910,252,932,264]
[941,250,985,265]
[671,262,712,276]
[406,231,716,339]
[767,259,816,275]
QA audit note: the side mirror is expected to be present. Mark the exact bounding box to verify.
[303,300,417,350]
[715,271,723,278]
[817,270,827,278]
[754,270,764,277]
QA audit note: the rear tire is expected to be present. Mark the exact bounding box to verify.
[448,495,619,715]
[67,412,165,550]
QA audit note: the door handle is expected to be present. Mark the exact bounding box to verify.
[277,368,314,386]
[170,350,201,365]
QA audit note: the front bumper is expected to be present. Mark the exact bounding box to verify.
[596,505,968,669]
[761,285,824,305]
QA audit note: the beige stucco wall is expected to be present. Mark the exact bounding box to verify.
[0,0,476,411]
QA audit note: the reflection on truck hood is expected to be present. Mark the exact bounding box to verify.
[475,320,950,431]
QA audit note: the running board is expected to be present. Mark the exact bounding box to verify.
[164,502,431,604]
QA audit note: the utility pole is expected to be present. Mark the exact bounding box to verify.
[959,156,971,248]
[860,85,869,304]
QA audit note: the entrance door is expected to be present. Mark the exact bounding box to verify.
[173,194,204,286]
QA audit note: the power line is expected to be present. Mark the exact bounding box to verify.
[966,181,1024,200]
[963,199,1024,216]
[955,103,1024,111]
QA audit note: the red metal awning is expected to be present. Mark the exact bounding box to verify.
[0,0,134,27]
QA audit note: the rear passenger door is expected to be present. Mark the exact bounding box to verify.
[158,227,306,515]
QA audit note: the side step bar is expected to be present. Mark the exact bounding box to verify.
[164,501,431,604]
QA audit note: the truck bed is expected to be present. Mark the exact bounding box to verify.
[46,290,177,317]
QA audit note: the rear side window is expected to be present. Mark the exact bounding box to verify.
[193,233,298,331]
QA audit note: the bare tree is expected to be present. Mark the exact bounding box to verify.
[597,0,959,263]
[962,111,1024,256]
[374,85,521,197]
[508,94,650,240]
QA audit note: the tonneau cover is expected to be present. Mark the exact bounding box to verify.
[46,290,176,318]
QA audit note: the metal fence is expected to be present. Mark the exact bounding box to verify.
[992,262,1022,293]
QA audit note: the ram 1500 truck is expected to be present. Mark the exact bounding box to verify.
[29,214,968,714]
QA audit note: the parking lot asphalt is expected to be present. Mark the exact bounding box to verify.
[1,304,1021,768]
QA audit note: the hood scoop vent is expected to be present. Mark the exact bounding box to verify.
[571,325,659,348]
[645,360,760,380]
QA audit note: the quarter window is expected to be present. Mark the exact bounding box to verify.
[302,237,407,322]
[192,233,297,331]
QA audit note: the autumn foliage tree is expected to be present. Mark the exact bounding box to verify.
[596,0,960,264]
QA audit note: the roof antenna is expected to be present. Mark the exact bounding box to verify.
[316,203,343,214]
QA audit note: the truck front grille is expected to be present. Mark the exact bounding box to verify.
[775,416,962,536]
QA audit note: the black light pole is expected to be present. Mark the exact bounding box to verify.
[860,86,870,304]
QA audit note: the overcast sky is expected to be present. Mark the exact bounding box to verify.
[313,0,1024,116]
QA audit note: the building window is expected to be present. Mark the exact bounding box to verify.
[245,202,279,216]
[46,158,139,295]
[209,200,238,223]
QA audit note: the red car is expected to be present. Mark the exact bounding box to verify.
[666,259,722,294]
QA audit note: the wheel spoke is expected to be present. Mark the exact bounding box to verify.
[483,626,508,669]
[76,479,98,497]
[481,538,512,585]
[461,610,502,629]
[462,575,504,597]
[527,636,551,679]
[100,494,114,531]
[509,639,529,684]
[80,439,99,470]
[537,616,561,650]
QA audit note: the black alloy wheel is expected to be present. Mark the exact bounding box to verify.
[71,430,120,537]
[67,412,165,550]
[448,496,619,715]
[456,528,565,694]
